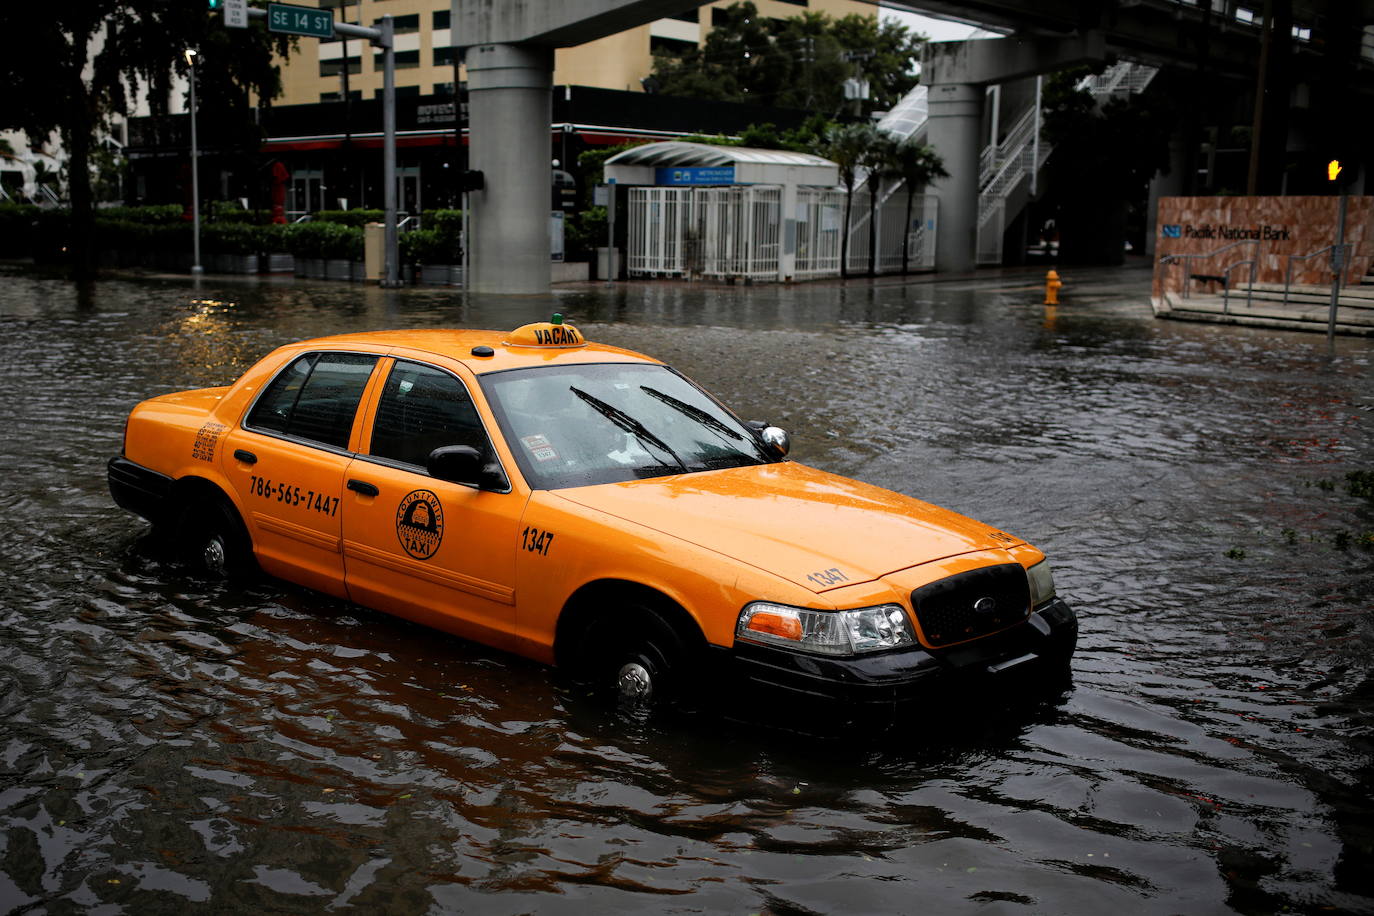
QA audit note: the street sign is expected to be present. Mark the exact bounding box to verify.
[267,2,333,39]
[223,0,248,29]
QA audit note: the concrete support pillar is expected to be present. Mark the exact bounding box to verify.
[927,83,984,274]
[1145,138,1188,257]
[466,43,553,294]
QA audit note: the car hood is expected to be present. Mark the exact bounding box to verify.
[554,462,1023,593]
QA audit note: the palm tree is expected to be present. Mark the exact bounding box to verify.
[860,132,899,277]
[823,122,879,279]
[888,137,948,275]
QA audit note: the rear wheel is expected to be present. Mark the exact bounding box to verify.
[179,496,254,580]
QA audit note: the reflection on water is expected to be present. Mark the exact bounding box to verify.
[1,266,1371,913]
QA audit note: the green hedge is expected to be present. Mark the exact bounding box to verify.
[285,221,363,259]
[400,228,462,265]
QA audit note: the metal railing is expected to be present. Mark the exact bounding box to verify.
[1283,245,1353,307]
[1157,239,1259,299]
[1220,259,1257,314]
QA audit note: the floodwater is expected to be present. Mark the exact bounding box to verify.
[1,264,1371,914]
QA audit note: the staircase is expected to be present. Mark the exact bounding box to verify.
[864,61,1159,266]
[1156,282,1374,337]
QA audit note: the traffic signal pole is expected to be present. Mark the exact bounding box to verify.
[233,4,398,284]
[380,16,399,288]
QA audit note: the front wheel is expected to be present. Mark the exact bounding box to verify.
[583,604,697,710]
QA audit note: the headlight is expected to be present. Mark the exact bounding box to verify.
[1027,560,1056,607]
[736,602,915,656]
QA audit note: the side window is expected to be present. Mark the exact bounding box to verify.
[370,361,487,468]
[246,352,378,449]
[247,354,314,435]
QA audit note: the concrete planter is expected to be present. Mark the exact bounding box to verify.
[263,253,294,274]
[295,258,327,279]
[210,253,259,274]
[325,259,352,281]
[419,264,458,285]
[350,261,366,282]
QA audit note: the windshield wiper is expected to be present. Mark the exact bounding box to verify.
[639,385,745,442]
[569,386,687,472]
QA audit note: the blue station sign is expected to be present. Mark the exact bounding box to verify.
[655,166,736,186]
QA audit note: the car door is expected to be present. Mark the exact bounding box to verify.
[340,358,525,650]
[221,350,381,598]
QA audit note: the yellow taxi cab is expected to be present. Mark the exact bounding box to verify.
[109,317,1076,715]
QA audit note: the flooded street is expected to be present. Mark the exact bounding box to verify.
[1,264,1371,914]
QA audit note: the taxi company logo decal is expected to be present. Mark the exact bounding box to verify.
[396,490,444,560]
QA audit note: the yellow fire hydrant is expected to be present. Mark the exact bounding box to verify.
[1044,269,1062,305]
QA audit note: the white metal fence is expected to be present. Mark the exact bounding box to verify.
[626,187,694,277]
[845,188,937,275]
[695,186,781,281]
[794,187,844,279]
[627,185,936,282]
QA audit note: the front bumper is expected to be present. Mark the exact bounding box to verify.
[716,597,1077,718]
[108,456,174,525]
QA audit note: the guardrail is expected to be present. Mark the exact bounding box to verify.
[1221,259,1257,314]
[1283,245,1353,307]
[1158,239,1259,300]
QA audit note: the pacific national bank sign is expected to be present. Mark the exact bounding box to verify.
[1153,195,1373,296]
[1160,222,1292,242]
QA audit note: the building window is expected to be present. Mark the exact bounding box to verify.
[320,90,362,102]
[375,85,421,98]
[666,9,697,22]
[433,10,450,29]
[774,0,808,5]
[375,49,420,70]
[434,46,459,67]
[650,36,696,56]
[319,57,361,77]
[372,13,419,32]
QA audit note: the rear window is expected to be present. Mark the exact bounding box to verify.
[246,352,378,449]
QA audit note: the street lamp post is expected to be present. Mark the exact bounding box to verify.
[185,48,203,275]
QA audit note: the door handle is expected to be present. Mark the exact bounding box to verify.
[233,449,258,465]
[347,479,379,497]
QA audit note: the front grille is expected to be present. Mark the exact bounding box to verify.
[910,563,1030,647]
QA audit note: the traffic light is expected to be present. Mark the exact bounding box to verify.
[459,169,484,192]
[208,0,222,8]
[1328,160,1342,182]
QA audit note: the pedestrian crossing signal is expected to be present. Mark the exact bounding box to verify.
[1328,160,1342,182]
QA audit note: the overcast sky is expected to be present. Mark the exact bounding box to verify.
[879,7,1001,42]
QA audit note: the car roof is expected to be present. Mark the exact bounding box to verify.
[290,327,660,374]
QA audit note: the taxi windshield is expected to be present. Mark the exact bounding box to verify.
[481,363,774,489]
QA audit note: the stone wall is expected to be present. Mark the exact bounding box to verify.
[1153,196,1373,298]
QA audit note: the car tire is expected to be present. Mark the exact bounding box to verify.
[180,495,254,580]
[585,603,695,710]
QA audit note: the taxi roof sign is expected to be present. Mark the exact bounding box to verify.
[506,320,587,349]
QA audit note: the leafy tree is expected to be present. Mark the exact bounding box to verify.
[737,115,839,154]
[887,136,947,274]
[651,2,924,117]
[859,131,897,277]
[0,3,293,280]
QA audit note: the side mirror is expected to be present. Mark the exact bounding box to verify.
[747,420,789,457]
[427,445,508,490]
